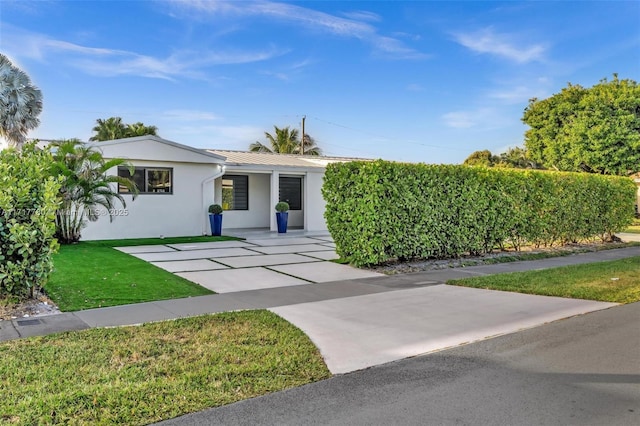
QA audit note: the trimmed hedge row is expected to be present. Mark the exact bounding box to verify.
[322,160,636,266]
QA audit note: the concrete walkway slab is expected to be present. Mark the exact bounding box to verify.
[167,241,253,250]
[245,237,329,246]
[115,245,176,254]
[215,253,322,268]
[177,268,310,293]
[132,247,260,262]
[270,262,384,283]
[248,244,334,255]
[270,285,617,374]
[151,259,229,273]
[74,302,177,328]
[301,250,340,261]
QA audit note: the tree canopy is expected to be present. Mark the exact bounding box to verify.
[249,125,322,156]
[463,149,497,167]
[523,75,640,175]
[90,117,159,141]
[0,54,43,149]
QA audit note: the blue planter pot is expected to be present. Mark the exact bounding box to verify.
[276,212,288,233]
[209,214,223,236]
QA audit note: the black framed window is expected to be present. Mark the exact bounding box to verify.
[222,175,248,210]
[118,167,173,194]
[279,176,302,210]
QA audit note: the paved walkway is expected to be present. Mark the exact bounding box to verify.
[1,244,638,374]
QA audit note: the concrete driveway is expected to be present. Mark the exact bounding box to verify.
[117,235,622,375]
[270,286,617,374]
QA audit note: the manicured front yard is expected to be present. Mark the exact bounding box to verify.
[449,256,640,303]
[0,310,331,425]
[45,236,238,311]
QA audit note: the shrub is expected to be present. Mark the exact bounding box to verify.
[322,160,636,266]
[0,144,61,298]
[208,204,223,215]
[275,202,289,212]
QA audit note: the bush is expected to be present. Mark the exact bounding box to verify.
[0,144,61,298]
[322,160,636,266]
[208,204,223,215]
[275,202,289,212]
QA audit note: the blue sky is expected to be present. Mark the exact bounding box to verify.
[2,1,639,163]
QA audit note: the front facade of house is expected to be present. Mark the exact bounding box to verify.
[81,136,359,240]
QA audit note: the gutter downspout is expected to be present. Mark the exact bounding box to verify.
[201,164,226,235]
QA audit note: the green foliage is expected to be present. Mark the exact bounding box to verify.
[89,117,159,141]
[208,204,223,215]
[0,144,61,298]
[249,125,322,156]
[275,201,290,212]
[463,150,498,167]
[523,75,640,175]
[50,139,138,244]
[322,160,636,266]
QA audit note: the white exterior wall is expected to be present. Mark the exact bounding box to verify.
[82,160,221,240]
[216,173,271,229]
[305,171,328,231]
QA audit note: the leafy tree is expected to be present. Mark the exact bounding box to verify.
[0,54,43,150]
[523,75,640,175]
[89,117,127,141]
[497,147,540,169]
[50,139,138,244]
[0,143,60,298]
[463,150,498,167]
[249,125,322,155]
[125,122,158,138]
[90,117,159,141]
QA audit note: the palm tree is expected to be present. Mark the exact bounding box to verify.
[0,54,43,150]
[301,134,322,156]
[50,139,138,243]
[249,125,322,155]
[89,117,127,141]
[125,122,158,137]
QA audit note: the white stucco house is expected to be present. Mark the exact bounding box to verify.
[81,136,362,240]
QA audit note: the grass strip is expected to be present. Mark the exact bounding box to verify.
[0,310,330,425]
[448,256,640,303]
[46,243,212,311]
[624,218,640,234]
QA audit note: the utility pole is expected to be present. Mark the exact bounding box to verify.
[301,115,306,155]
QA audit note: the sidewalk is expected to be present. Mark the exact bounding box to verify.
[1,246,639,343]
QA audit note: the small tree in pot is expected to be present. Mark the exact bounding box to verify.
[208,204,223,236]
[275,201,289,233]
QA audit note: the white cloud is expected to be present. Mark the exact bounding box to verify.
[453,27,546,63]
[170,0,428,60]
[2,24,287,80]
[442,108,505,130]
[442,111,477,129]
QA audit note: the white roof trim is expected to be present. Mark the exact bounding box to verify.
[90,136,227,161]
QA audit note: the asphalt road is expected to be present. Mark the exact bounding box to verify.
[159,302,640,426]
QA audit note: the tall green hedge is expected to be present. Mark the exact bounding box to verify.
[322,160,636,266]
[0,144,61,298]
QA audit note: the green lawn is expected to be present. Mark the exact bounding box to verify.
[45,236,239,311]
[624,218,640,234]
[449,256,640,303]
[0,310,331,425]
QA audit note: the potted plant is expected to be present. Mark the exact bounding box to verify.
[275,201,289,234]
[208,204,223,236]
